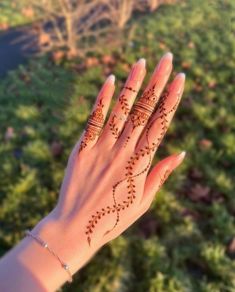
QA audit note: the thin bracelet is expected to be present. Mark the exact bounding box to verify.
[25,229,73,283]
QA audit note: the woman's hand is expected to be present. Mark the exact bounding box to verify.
[17,52,185,291]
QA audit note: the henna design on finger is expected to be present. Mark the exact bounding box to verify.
[129,83,159,130]
[79,99,104,152]
[158,169,171,190]
[123,86,137,93]
[85,89,181,246]
[109,114,120,139]
[108,89,134,139]
[119,94,130,115]
[122,82,159,146]
[123,135,131,148]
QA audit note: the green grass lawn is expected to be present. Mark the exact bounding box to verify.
[0,0,235,291]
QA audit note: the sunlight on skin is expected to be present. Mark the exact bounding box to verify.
[0,52,186,292]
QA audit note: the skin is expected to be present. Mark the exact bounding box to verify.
[0,52,186,292]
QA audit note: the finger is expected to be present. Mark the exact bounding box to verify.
[135,73,185,159]
[116,52,173,151]
[78,75,115,153]
[139,151,186,209]
[99,58,146,148]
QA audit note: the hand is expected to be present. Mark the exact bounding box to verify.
[21,52,186,290]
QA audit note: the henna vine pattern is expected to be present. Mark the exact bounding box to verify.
[109,114,120,139]
[123,86,137,94]
[108,84,139,140]
[119,93,130,115]
[109,93,130,139]
[85,89,181,246]
[79,99,104,152]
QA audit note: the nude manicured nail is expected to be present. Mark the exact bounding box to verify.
[163,52,173,60]
[177,151,186,160]
[177,72,186,80]
[156,52,173,72]
[107,74,115,84]
[170,151,186,169]
[129,58,146,81]
[136,58,146,67]
[171,72,185,94]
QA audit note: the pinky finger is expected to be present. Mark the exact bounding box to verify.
[78,75,115,153]
[139,151,186,211]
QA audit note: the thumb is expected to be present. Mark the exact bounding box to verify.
[140,151,186,208]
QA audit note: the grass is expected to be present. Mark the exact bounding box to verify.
[0,0,235,291]
[0,1,33,29]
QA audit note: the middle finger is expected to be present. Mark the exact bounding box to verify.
[115,52,173,152]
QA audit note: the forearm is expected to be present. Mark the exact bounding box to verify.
[0,211,96,292]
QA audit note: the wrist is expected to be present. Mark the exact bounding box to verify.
[19,209,97,291]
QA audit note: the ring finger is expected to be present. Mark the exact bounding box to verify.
[98,58,146,148]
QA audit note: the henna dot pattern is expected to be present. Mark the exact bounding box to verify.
[79,99,104,152]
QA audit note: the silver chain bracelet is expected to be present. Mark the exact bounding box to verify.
[25,229,73,283]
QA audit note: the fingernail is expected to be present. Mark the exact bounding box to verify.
[170,151,186,170]
[129,58,146,81]
[177,72,186,80]
[107,74,115,84]
[171,72,185,95]
[177,151,186,160]
[156,52,173,72]
[163,52,173,60]
[136,58,146,67]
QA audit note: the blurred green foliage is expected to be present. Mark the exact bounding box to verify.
[0,0,235,291]
[0,1,31,28]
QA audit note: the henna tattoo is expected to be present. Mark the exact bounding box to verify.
[158,169,171,190]
[109,94,130,139]
[122,83,159,146]
[123,86,137,93]
[85,89,181,246]
[103,89,180,236]
[129,83,159,130]
[79,99,104,152]
[123,135,130,148]
[109,83,142,140]
[109,114,120,139]
[119,94,130,115]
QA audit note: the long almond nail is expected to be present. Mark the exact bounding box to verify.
[170,151,186,169]
[107,74,115,84]
[136,58,146,67]
[170,72,185,95]
[156,52,173,72]
[129,58,146,81]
